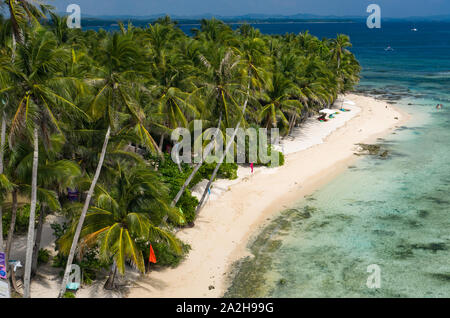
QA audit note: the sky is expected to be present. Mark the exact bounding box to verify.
[50,0,450,18]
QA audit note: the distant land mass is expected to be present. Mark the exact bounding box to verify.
[60,12,450,26]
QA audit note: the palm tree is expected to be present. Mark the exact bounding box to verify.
[58,31,159,297]
[30,136,81,275]
[3,0,51,39]
[0,53,10,254]
[196,35,269,213]
[196,44,243,129]
[0,0,50,262]
[146,47,199,152]
[258,72,303,131]
[193,18,236,46]
[168,45,244,214]
[167,113,222,214]
[2,26,85,297]
[58,164,181,289]
[329,34,352,70]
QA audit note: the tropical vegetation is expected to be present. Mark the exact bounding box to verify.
[0,3,360,298]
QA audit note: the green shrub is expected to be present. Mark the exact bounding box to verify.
[147,242,191,268]
[146,151,237,225]
[78,249,110,284]
[38,249,51,265]
[51,222,69,268]
[52,223,109,284]
[176,190,198,224]
[147,154,202,225]
[63,292,76,298]
[268,150,285,168]
[238,126,284,168]
[2,203,41,237]
[195,161,238,184]
[220,162,239,179]
[51,222,69,241]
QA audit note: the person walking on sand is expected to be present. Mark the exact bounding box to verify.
[250,162,254,174]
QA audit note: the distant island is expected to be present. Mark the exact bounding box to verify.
[61,12,450,29]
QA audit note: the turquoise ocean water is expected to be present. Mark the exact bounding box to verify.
[221,22,450,298]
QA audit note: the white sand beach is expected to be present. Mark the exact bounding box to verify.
[126,93,411,298]
[17,93,410,298]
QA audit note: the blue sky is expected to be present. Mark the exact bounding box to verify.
[50,0,450,17]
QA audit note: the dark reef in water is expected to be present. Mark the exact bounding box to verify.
[427,273,450,282]
[224,206,317,298]
[410,242,448,253]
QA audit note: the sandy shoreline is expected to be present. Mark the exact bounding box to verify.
[126,93,411,298]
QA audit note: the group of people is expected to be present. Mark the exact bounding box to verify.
[436,104,444,109]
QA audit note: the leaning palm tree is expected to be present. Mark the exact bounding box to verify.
[58,31,159,297]
[58,164,182,289]
[4,27,85,298]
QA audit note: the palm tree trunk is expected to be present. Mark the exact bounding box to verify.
[23,126,39,298]
[4,189,17,296]
[170,161,201,207]
[31,204,47,276]
[0,208,3,253]
[162,114,222,223]
[11,33,17,60]
[5,189,18,263]
[0,113,6,253]
[104,261,117,290]
[196,85,250,214]
[173,143,183,173]
[159,133,165,153]
[288,113,297,136]
[58,126,111,298]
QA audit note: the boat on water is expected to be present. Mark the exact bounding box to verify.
[411,28,418,31]
[385,46,394,51]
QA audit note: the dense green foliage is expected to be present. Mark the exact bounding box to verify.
[37,248,51,265]
[151,153,238,223]
[0,4,360,292]
[1,204,40,236]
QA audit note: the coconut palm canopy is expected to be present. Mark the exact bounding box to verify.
[0,7,361,297]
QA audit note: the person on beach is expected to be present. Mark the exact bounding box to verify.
[250,162,254,174]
